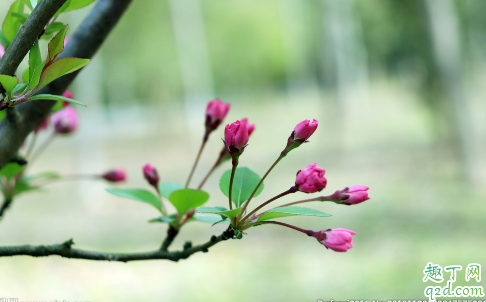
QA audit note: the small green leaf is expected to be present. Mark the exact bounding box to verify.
[50,100,63,112]
[27,40,43,91]
[37,58,90,90]
[58,0,96,13]
[189,215,224,223]
[148,216,175,223]
[12,83,27,95]
[2,0,24,43]
[47,25,68,62]
[219,167,264,207]
[197,206,242,223]
[15,178,40,195]
[0,75,18,95]
[0,163,24,180]
[257,206,331,222]
[158,181,184,199]
[44,22,65,36]
[168,188,209,216]
[211,217,229,227]
[105,188,162,213]
[10,12,29,24]
[27,94,86,107]
[22,171,60,182]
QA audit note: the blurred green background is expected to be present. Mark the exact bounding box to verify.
[1,0,486,300]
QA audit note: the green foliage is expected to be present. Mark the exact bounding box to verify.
[105,188,162,213]
[197,206,242,224]
[12,83,28,95]
[168,188,209,216]
[256,206,331,222]
[0,75,19,97]
[0,163,24,180]
[2,0,24,44]
[158,181,184,199]
[219,167,264,207]
[59,0,97,13]
[36,58,90,91]
[189,215,224,223]
[28,94,86,107]
[44,22,65,37]
[27,40,43,91]
[0,31,9,48]
[148,216,176,223]
[15,178,40,195]
[22,171,60,182]
[47,25,68,62]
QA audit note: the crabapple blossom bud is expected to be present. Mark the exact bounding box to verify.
[143,163,159,187]
[61,90,74,107]
[0,44,4,58]
[295,163,327,193]
[102,168,126,182]
[293,119,318,141]
[240,118,255,136]
[342,186,370,205]
[313,228,356,252]
[51,106,78,134]
[205,99,230,130]
[224,120,249,153]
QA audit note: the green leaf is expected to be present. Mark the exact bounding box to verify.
[0,31,9,48]
[50,100,63,112]
[15,178,40,195]
[219,167,264,207]
[168,188,209,216]
[0,75,18,95]
[189,215,224,223]
[22,171,60,182]
[27,40,43,91]
[158,181,184,199]
[27,94,86,107]
[47,24,68,62]
[148,216,175,223]
[2,0,24,43]
[12,83,28,95]
[256,206,331,222]
[37,58,90,90]
[0,163,24,180]
[211,217,229,227]
[58,0,96,13]
[197,206,242,223]
[105,188,162,213]
[20,0,32,10]
[44,22,65,36]
[0,110,5,122]
[11,12,29,24]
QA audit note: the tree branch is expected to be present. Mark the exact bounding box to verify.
[0,229,235,262]
[160,225,179,251]
[0,0,67,77]
[0,198,13,221]
[0,0,133,170]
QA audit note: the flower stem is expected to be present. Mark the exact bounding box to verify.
[245,220,315,237]
[239,186,297,225]
[273,195,335,209]
[27,132,56,169]
[197,147,227,190]
[25,132,38,159]
[239,154,284,219]
[185,131,209,188]
[228,156,239,210]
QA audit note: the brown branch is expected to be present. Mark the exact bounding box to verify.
[0,0,133,170]
[0,229,235,262]
[0,198,13,221]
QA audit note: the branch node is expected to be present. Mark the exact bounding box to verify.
[183,241,192,250]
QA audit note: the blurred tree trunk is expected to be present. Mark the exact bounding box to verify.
[425,0,477,183]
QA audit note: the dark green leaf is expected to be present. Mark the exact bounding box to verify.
[0,163,24,180]
[60,0,96,13]
[56,0,72,15]
[0,75,18,95]
[47,24,68,62]
[257,206,331,222]
[189,215,224,223]
[168,189,209,216]
[44,22,65,36]
[12,83,28,95]
[105,188,162,213]
[27,94,86,107]
[219,167,264,207]
[27,40,43,91]
[148,216,175,223]
[2,0,24,43]
[37,58,90,90]
[158,181,184,199]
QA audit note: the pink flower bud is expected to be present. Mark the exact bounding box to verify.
[342,186,369,205]
[240,118,255,136]
[293,119,318,141]
[314,228,356,252]
[0,44,4,58]
[205,99,230,129]
[34,117,50,133]
[61,90,74,107]
[224,120,249,151]
[143,163,159,187]
[51,106,79,134]
[295,163,327,193]
[102,168,126,182]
